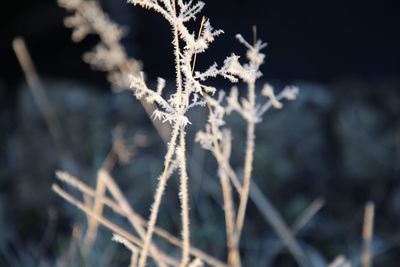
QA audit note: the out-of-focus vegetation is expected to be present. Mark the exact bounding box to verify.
[1,77,399,266]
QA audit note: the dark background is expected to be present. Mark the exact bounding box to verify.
[1,1,399,87]
[1,0,400,266]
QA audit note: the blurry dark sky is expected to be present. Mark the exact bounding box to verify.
[0,0,399,89]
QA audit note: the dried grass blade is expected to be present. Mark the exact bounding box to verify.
[361,201,375,267]
[52,184,179,266]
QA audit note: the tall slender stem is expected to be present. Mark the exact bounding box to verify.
[214,145,238,265]
[171,1,191,265]
[206,103,239,265]
[234,81,256,248]
[138,124,180,267]
[220,167,240,266]
[178,127,190,266]
[362,202,375,267]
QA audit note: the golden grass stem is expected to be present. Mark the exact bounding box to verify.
[292,197,325,233]
[82,170,108,254]
[82,146,119,254]
[12,37,65,159]
[207,109,238,265]
[54,171,228,267]
[178,127,191,266]
[220,168,240,266]
[233,82,256,263]
[191,16,206,74]
[362,201,375,267]
[52,184,179,266]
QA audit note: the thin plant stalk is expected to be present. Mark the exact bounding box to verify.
[12,37,64,150]
[207,103,238,265]
[100,168,169,264]
[178,127,191,266]
[83,170,108,253]
[170,1,191,264]
[250,181,311,267]
[234,81,256,250]
[52,184,179,266]
[55,171,229,267]
[138,124,180,267]
[220,168,239,265]
[83,149,118,253]
[361,201,375,267]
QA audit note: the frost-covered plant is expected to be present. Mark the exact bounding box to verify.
[196,32,298,266]
[54,0,301,266]
[58,0,171,142]
[59,0,141,89]
[125,1,240,265]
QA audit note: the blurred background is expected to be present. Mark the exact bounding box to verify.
[1,0,400,266]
